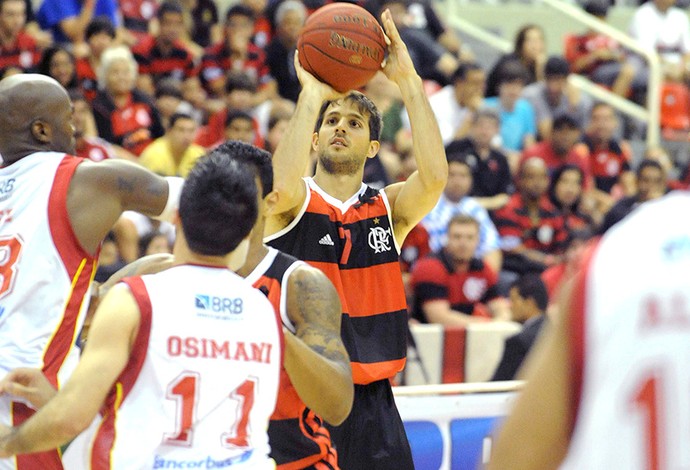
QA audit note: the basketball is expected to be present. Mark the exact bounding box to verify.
[297,3,386,92]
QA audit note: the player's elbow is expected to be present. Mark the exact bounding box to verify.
[321,377,354,425]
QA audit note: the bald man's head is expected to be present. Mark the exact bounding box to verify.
[518,157,549,201]
[0,74,75,164]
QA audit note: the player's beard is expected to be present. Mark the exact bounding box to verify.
[318,150,362,176]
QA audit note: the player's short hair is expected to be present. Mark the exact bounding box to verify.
[511,274,549,312]
[216,140,273,197]
[315,91,383,142]
[179,143,259,255]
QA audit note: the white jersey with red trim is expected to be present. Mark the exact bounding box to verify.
[0,151,94,380]
[561,191,690,469]
[65,265,282,470]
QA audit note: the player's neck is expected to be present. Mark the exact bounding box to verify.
[173,237,231,269]
[313,168,365,202]
[236,242,269,277]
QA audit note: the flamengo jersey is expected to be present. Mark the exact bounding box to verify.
[245,247,338,469]
[266,178,407,385]
[65,265,282,470]
[561,191,690,469]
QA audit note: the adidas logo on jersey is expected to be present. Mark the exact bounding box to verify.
[319,234,335,246]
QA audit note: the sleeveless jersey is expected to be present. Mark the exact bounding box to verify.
[561,191,690,469]
[66,265,282,470]
[0,152,94,470]
[245,247,338,469]
[266,177,408,385]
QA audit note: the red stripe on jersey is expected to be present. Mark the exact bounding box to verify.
[569,240,600,435]
[12,402,63,469]
[338,265,407,318]
[91,277,152,470]
[351,358,406,385]
[43,156,96,387]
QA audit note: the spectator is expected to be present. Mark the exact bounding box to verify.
[629,0,690,83]
[132,0,199,98]
[238,0,272,49]
[486,24,546,98]
[521,55,593,140]
[36,45,79,91]
[548,164,595,232]
[380,0,459,86]
[139,112,205,177]
[91,45,165,156]
[484,60,537,156]
[200,4,277,104]
[119,0,157,43]
[422,153,502,273]
[521,113,591,184]
[491,274,548,381]
[264,108,291,154]
[71,90,118,162]
[0,0,41,72]
[36,0,120,45]
[138,230,172,257]
[223,109,256,144]
[186,0,220,49]
[493,158,568,282]
[600,159,668,233]
[94,231,126,283]
[406,0,466,60]
[411,215,508,326]
[567,1,645,100]
[444,108,512,211]
[423,62,485,145]
[154,78,186,130]
[75,17,116,101]
[265,0,306,102]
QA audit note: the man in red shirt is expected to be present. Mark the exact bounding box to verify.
[0,0,40,72]
[411,214,508,326]
[132,0,199,97]
[522,113,592,186]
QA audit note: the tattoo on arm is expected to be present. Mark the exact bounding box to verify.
[116,176,135,193]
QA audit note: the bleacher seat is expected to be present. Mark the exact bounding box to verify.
[660,82,690,139]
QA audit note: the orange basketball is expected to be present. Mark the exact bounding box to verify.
[297,3,386,92]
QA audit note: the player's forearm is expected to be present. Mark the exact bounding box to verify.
[271,87,326,213]
[399,75,447,193]
[282,331,353,425]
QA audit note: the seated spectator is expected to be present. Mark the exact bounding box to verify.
[71,90,117,162]
[380,0,459,86]
[406,0,468,61]
[521,55,593,140]
[223,109,256,144]
[486,24,546,98]
[36,45,79,92]
[567,1,645,100]
[600,159,668,233]
[238,0,271,49]
[548,164,595,232]
[94,231,126,283]
[541,228,591,315]
[444,108,512,211]
[75,17,116,101]
[138,230,173,257]
[0,0,41,72]
[195,71,264,148]
[201,4,277,104]
[132,0,199,97]
[582,102,635,196]
[187,0,221,49]
[521,113,592,185]
[139,112,205,177]
[419,62,485,146]
[264,108,290,154]
[422,154,502,273]
[265,0,305,103]
[493,158,568,281]
[483,60,537,156]
[36,0,121,45]
[629,0,690,83]
[91,45,165,156]
[154,78,186,130]
[411,215,509,326]
[491,274,548,381]
[119,0,157,43]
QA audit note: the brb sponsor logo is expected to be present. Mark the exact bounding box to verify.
[195,294,243,319]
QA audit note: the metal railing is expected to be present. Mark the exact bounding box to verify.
[393,380,524,396]
[440,0,662,147]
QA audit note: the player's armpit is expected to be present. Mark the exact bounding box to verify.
[284,265,353,424]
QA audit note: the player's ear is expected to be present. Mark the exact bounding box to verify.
[366,140,380,159]
[311,132,319,151]
[263,190,280,214]
[30,119,51,144]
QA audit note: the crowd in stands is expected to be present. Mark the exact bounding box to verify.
[3,0,687,380]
